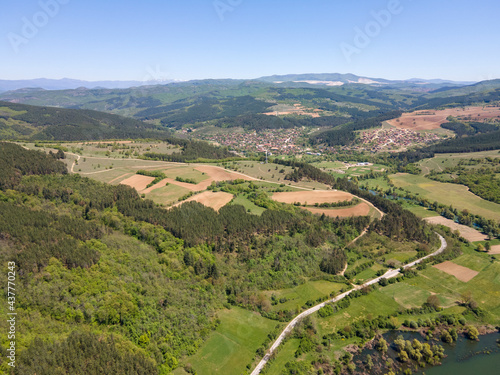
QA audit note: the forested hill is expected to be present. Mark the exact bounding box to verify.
[0,101,174,141]
[0,143,370,373]
[2,79,500,134]
[0,141,67,188]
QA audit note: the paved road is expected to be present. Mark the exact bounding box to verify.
[250,233,447,375]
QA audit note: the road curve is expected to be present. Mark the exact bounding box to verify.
[250,233,447,375]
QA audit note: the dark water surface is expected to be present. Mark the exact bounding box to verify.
[355,331,499,375]
[419,332,499,375]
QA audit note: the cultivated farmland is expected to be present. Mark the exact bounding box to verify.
[387,105,500,131]
[424,216,488,242]
[433,261,479,282]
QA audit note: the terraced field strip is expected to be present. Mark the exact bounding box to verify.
[170,191,234,211]
[424,216,487,242]
[271,191,374,218]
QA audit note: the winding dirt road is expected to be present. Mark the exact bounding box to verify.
[250,233,447,375]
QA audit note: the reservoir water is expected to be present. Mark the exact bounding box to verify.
[419,332,499,375]
[355,331,499,375]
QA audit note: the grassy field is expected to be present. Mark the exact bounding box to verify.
[262,281,346,313]
[316,290,401,335]
[185,307,278,375]
[311,161,346,169]
[163,167,210,184]
[146,183,192,206]
[311,161,388,179]
[298,241,500,367]
[264,339,301,375]
[22,140,182,159]
[351,263,385,284]
[399,201,439,218]
[230,194,266,215]
[418,150,500,175]
[390,173,500,221]
[378,283,432,309]
[360,177,393,191]
[230,160,331,190]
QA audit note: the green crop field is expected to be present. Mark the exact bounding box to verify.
[390,173,500,221]
[186,307,278,375]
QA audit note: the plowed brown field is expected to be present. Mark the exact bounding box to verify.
[387,106,500,130]
[489,245,500,255]
[171,191,234,211]
[272,190,353,205]
[303,203,371,218]
[144,166,256,194]
[433,261,479,282]
[120,175,155,192]
[424,216,487,242]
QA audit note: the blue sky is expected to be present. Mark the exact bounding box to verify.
[1,0,499,82]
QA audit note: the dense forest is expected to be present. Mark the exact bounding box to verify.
[440,121,499,137]
[136,95,274,128]
[0,101,173,141]
[0,142,390,374]
[276,157,434,244]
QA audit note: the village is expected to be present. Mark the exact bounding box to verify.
[197,126,444,156]
[198,128,308,155]
[353,127,443,152]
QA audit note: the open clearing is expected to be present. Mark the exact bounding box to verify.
[271,191,373,217]
[119,174,155,192]
[186,307,277,375]
[387,106,500,131]
[418,150,500,175]
[144,166,255,194]
[171,191,233,211]
[424,216,487,242]
[390,173,500,221]
[272,190,353,205]
[263,103,323,118]
[304,203,371,217]
[433,261,479,282]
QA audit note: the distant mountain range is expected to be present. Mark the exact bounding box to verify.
[1,75,500,135]
[256,73,476,87]
[0,78,176,92]
[0,74,480,92]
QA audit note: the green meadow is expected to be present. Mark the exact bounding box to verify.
[184,307,278,375]
[390,173,500,221]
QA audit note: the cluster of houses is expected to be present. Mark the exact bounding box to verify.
[199,128,306,155]
[357,128,441,152]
